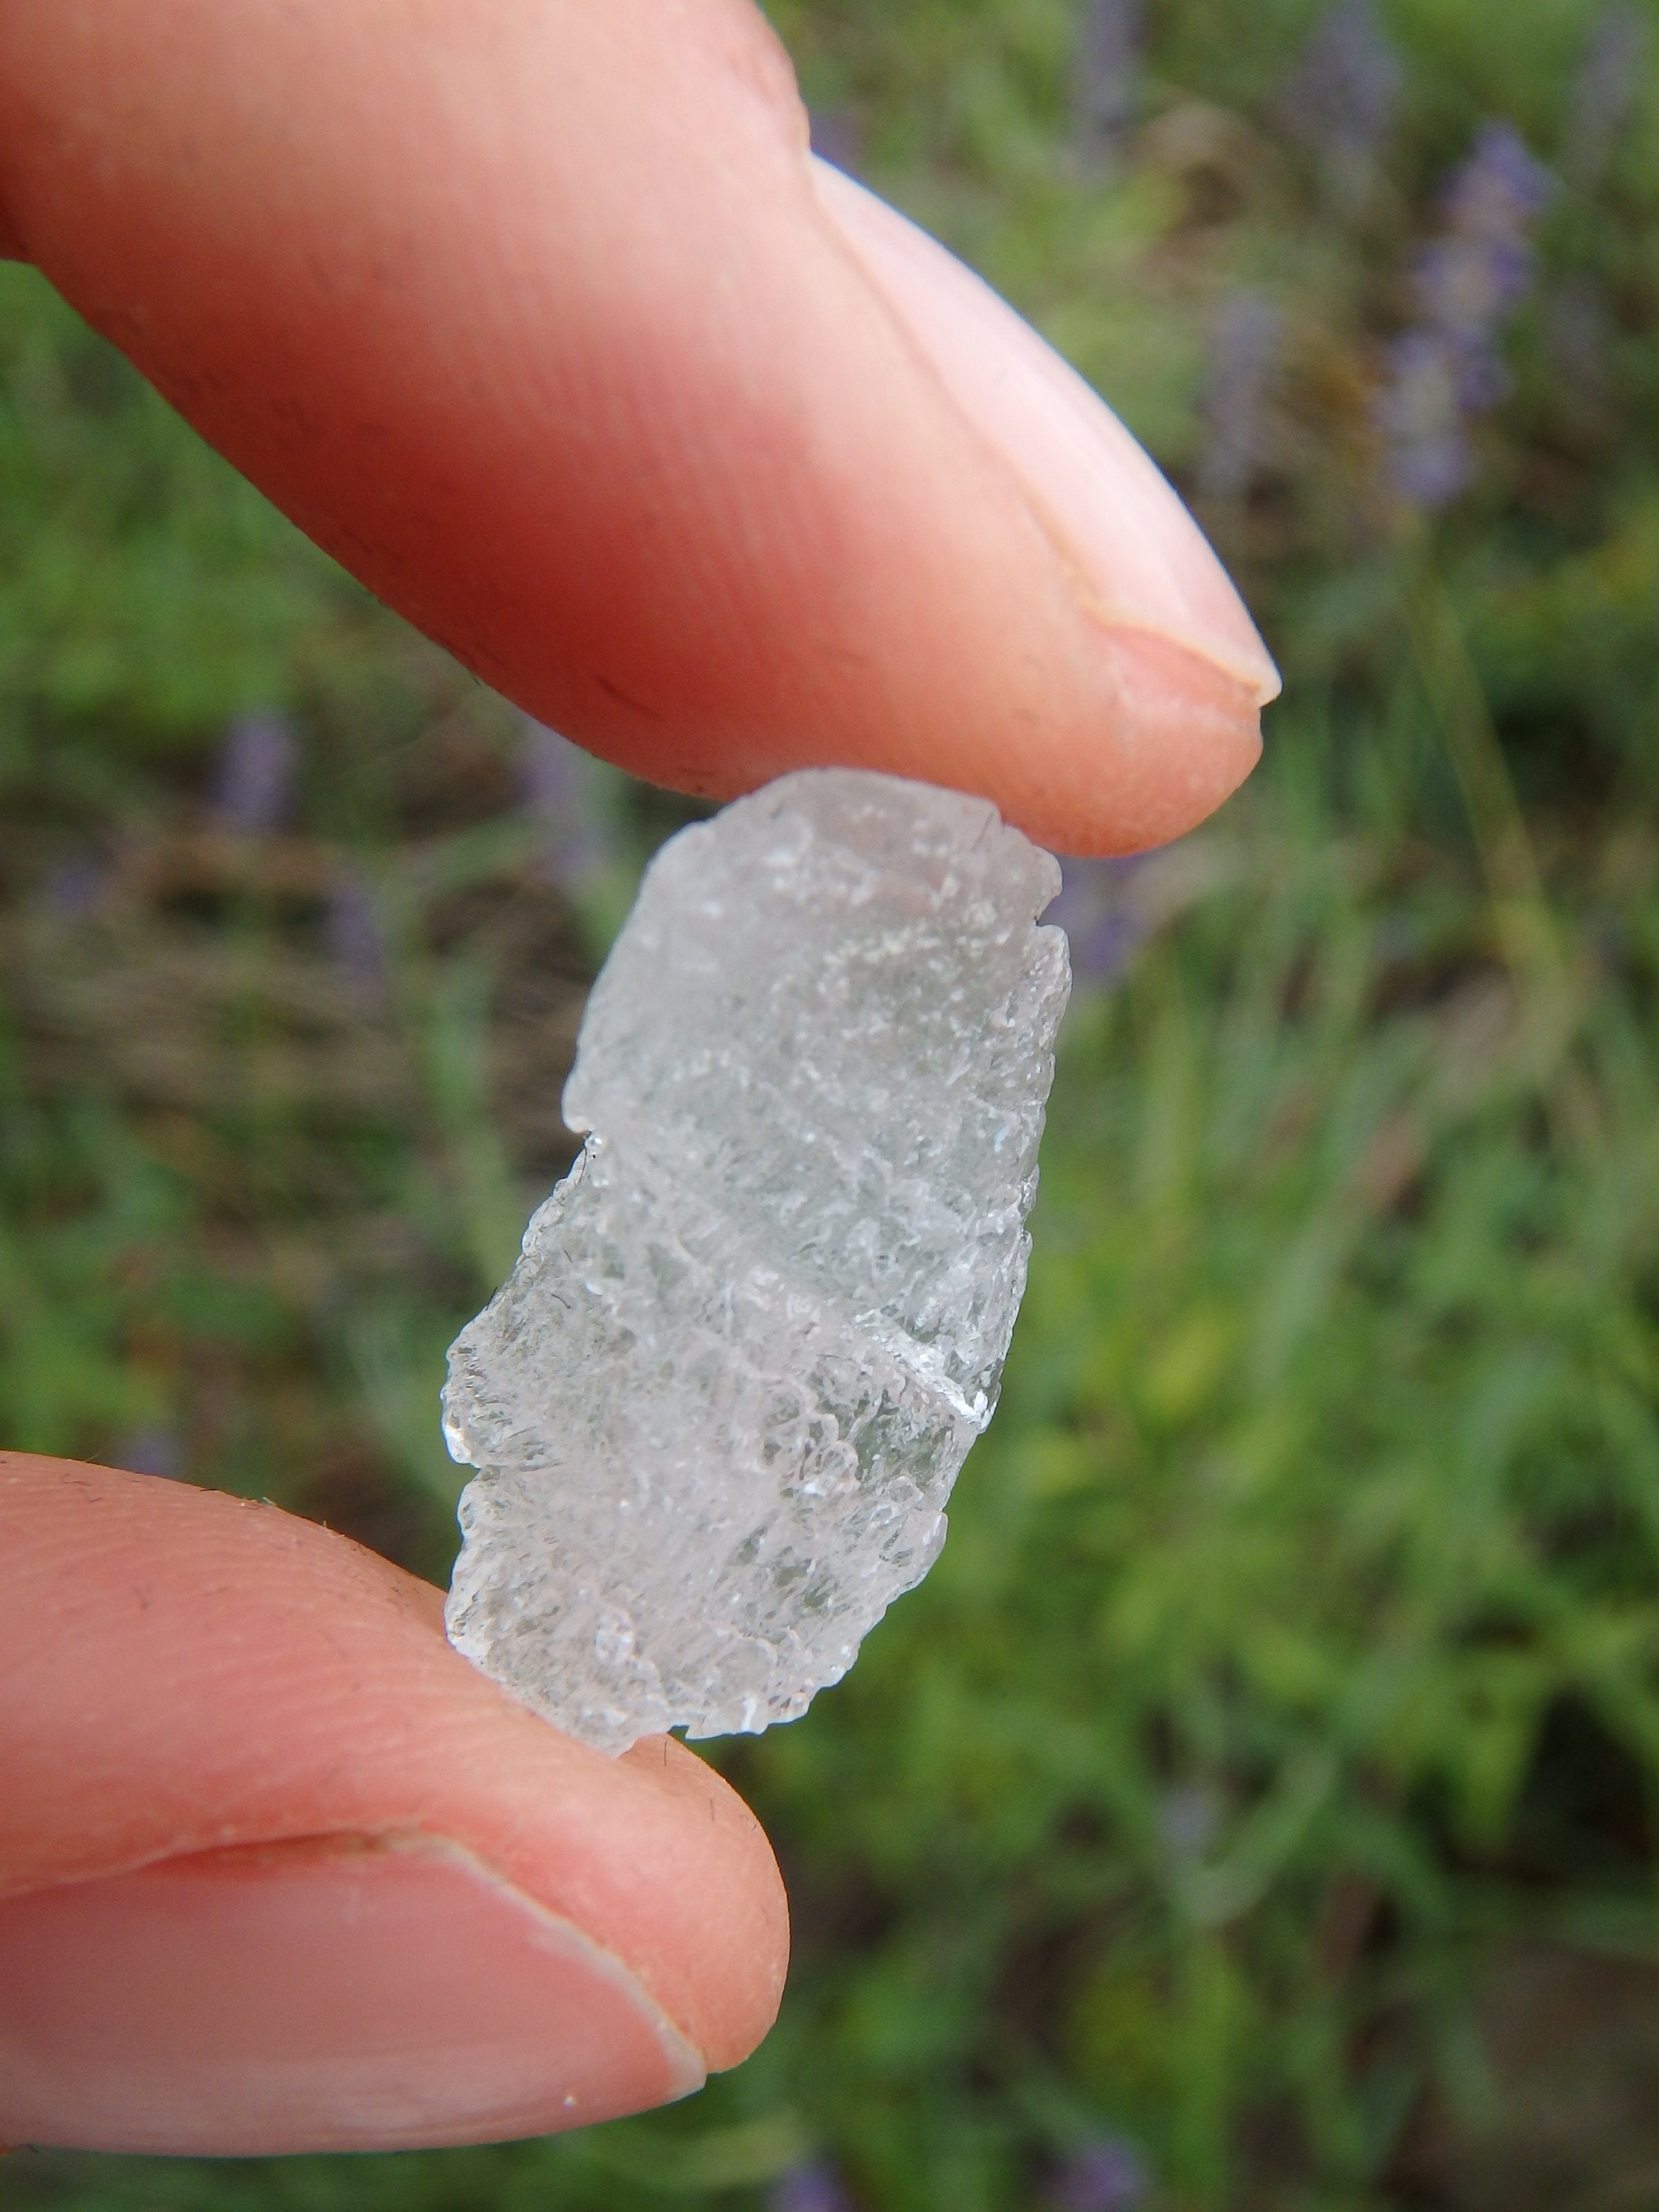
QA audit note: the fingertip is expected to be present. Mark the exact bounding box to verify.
[807,158,1282,715]
[1068,626,1264,856]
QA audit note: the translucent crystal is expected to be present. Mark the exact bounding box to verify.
[442,768,1070,1752]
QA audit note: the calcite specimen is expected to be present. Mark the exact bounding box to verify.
[442,768,1070,1752]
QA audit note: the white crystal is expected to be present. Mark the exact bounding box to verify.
[442,768,1070,1752]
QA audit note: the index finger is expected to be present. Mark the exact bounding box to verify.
[0,0,1278,856]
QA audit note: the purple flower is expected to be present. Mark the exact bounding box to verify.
[212,711,297,835]
[1564,5,1649,188]
[809,108,863,176]
[1049,857,1149,988]
[1414,235,1532,366]
[1283,0,1403,187]
[1076,0,1144,160]
[522,718,585,815]
[326,869,389,997]
[1376,123,1555,510]
[118,1427,185,1481]
[43,854,109,918]
[1441,121,1555,241]
[1375,329,1474,508]
[770,2162,856,2212]
[1050,2135,1151,2212]
[522,720,616,892]
[1198,290,1284,500]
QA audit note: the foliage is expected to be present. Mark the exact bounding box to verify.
[5,2,1659,2208]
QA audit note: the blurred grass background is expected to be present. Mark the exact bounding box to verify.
[4,0,1659,2205]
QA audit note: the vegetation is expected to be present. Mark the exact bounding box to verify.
[4,1,1659,2205]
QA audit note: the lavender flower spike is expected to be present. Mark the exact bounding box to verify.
[326,868,389,999]
[771,2162,859,2212]
[1076,0,1144,160]
[1376,122,1555,511]
[1375,328,1477,509]
[212,711,297,836]
[521,718,616,893]
[1199,290,1284,500]
[1047,856,1148,989]
[1284,0,1403,193]
[1051,2134,1151,2212]
[1564,5,1649,189]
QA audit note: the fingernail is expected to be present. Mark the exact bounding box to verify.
[0,1835,704,2155]
[809,157,1281,708]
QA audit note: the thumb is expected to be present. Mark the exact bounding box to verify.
[0,0,1277,855]
[0,1458,787,2155]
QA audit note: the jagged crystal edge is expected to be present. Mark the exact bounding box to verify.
[443,1136,984,1750]
[442,767,1071,1754]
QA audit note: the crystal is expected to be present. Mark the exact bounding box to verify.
[442,768,1070,1752]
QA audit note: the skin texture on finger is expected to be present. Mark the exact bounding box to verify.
[0,1456,787,2141]
[0,0,1271,855]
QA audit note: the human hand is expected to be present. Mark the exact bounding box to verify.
[0,0,1278,2158]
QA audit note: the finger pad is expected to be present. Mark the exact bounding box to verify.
[0,1456,788,2074]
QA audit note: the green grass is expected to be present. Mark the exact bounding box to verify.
[5,2,1659,2206]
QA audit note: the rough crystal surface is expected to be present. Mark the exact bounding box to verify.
[442,768,1070,1752]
